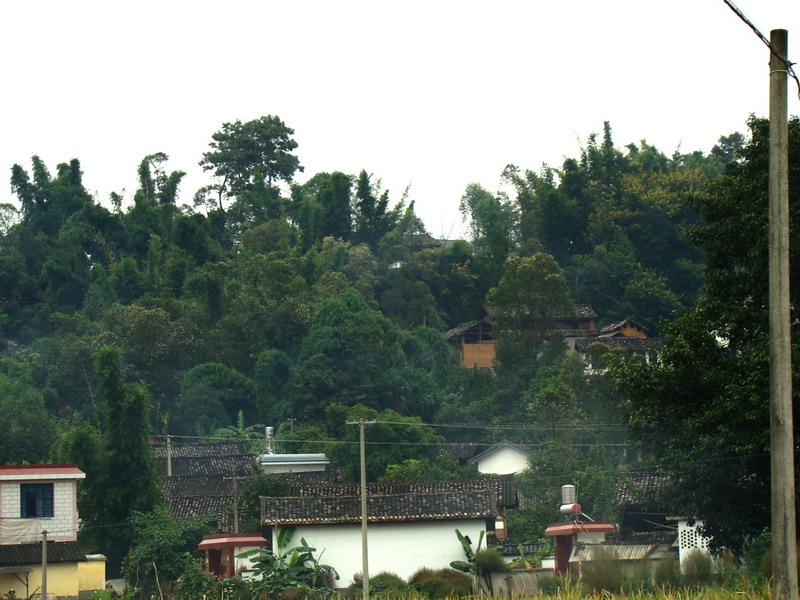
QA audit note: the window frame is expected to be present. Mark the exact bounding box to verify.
[20,483,55,519]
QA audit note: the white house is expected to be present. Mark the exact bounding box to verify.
[0,464,106,598]
[469,442,530,475]
[262,489,500,586]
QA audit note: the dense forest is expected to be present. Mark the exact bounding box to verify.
[2,113,792,564]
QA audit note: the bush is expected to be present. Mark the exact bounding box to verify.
[682,549,713,586]
[624,560,652,592]
[351,571,409,597]
[654,556,681,588]
[581,546,624,592]
[474,548,507,576]
[410,568,472,598]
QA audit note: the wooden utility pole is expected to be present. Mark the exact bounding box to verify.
[41,529,47,600]
[347,418,375,600]
[768,28,799,600]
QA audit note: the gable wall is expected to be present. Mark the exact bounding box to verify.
[476,447,529,475]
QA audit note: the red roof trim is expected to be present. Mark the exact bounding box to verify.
[198,535,267,550]
[0,465,85,477]
[0,464,80,470]
[544,522,616,537]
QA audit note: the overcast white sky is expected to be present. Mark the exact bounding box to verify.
[2,1,799,238]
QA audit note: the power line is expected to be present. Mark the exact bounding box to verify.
[721,0,800,99]
[369,420,628,431]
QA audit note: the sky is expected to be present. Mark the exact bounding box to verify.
[2,0,799,238]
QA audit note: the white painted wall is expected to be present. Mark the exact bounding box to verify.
[273,520,486,586]
[476,446,529,475]
[0,481,77,544]
[261,463,327,474]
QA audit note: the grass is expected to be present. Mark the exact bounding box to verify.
[364,581,771,599]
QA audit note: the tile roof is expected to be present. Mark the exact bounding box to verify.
[574,336,662,353]
[570,541,675,562]
[600,319,649,335]
[439,443,481,461]
[262,490,498,525]
[0,542,85,566]
[148,440,256,478]
[149,440,257,531]
[287,477,517,508]
[616,473,670,507]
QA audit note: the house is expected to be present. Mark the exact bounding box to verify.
[599,319,649,339]
[445,305,600,368]
[615,472,671,533]
[261,490,499,586]
[445,318,496,368]
[468,442,530,475]
[568,530,677,580]
[0,464,106,599]
[148,439,256,531]
[197,533,268,579]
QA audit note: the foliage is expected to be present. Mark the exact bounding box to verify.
[610,117,800,550]
[653,556,681,588]
[409,568,472,598]
[581,547,624,592]
[682,549,714,587]
[243,537,339,598]
[124,507,211,598]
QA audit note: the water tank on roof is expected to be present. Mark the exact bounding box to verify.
[561,484,576,505]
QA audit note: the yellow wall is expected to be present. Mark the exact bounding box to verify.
[620,324,647,338]
[461,341,496,368]
[79,558,106,593]
[0,562,80,598]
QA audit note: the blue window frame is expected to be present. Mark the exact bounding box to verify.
[20,483,54,518]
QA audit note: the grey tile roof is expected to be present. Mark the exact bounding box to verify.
[616,473,670,507]
[574,336,662,353]
[262,490,498,525]
[149,440,256,478]
[0,542,84,566]
[288,477,517,508]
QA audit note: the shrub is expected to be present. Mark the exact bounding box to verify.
[682,549,713,586]
[410,568,472,598]
[624,560,652,592]
[371,571,410,596]
[474,549,507,575]
[654,556,681,588]
[581,546,624,592]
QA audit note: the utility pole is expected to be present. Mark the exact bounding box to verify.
[41,529,47,600]
[166,435,172,477]
[768,28,799,600]
[224,476,242,534]
[346,418,375,600]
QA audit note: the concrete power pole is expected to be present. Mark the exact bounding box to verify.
[41,529,48,600]
[768,28,799,600]
[347,418,375,600]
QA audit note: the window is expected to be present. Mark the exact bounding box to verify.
[20,483,54,518]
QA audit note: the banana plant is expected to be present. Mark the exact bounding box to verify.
[449,528,485,588]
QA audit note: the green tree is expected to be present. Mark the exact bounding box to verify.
[90,346,160,575]
[175,363,258,435]
[610,116,800,550]
[198,115,302,211]
[125,507,211,597]
[487,253,573,355]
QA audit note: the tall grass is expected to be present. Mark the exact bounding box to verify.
[364,582,771,600]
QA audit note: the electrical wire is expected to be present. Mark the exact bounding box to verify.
[721,0,800,99]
